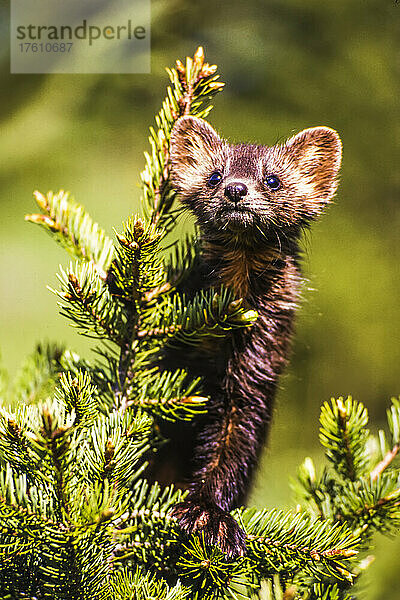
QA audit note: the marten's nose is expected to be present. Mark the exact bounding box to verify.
[224,182,248,202]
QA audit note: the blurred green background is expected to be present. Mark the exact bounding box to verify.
[1,0,399,595]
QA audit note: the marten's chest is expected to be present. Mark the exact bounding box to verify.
[202,243,287,300]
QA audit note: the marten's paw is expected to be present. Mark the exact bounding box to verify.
[171,499,246,559]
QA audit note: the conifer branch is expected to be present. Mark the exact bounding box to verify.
[240,508,357,582]
[0,406,48,486]
[56,370,100,427]
[127,367,207,421]
[112,482,359,598]
[371,397,400,480]
[140,288,258,349]
[26,190,114,277]
[319,397,369,481]
[101,568,189,600]
[306,582,354,600]
[338,477,400,539]
[165,232,199,289]
[75,410,153,496]
[109,217,165,302]
[371,444,400,481]
[0,496,60,558]
[59,348,116,413]
[41,405,72,522]
[107,217,166,409]
[53,262,127,343]
[9,342,65,407]
[141,46,224,230]
[296,396,400,549]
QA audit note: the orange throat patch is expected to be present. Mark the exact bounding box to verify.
[203,242,283,298]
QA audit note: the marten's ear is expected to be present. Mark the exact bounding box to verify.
[281,126,342,218]
[169,116,223,195]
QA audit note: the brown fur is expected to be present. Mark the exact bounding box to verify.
[202,242,283,297]
[159,116,342,558]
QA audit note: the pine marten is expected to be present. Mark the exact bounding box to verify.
[157,116,342,558]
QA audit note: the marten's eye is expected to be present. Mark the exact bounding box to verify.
[265,175,281,191]
[207,171,223,187]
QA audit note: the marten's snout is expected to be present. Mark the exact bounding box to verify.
[224,182,248,203]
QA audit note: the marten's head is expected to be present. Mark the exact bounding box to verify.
[170,116,342,245]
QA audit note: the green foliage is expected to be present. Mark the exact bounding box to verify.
[7,342,66,407]
[26,190,114,277]
[53,261,128,342]
[132,367,207,421]
[139,288,258,349]
[319,397,369,481]
[0,48,399,600]
[296,397,400,546]
[56,370,99,426]
[141,45,224,231]
[110,217,166,301]
[103,567,189,600]
[239,507,357,581]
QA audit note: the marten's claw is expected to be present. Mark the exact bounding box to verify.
[171,499,246,559]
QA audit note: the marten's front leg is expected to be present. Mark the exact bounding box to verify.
[172,321,280,558]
